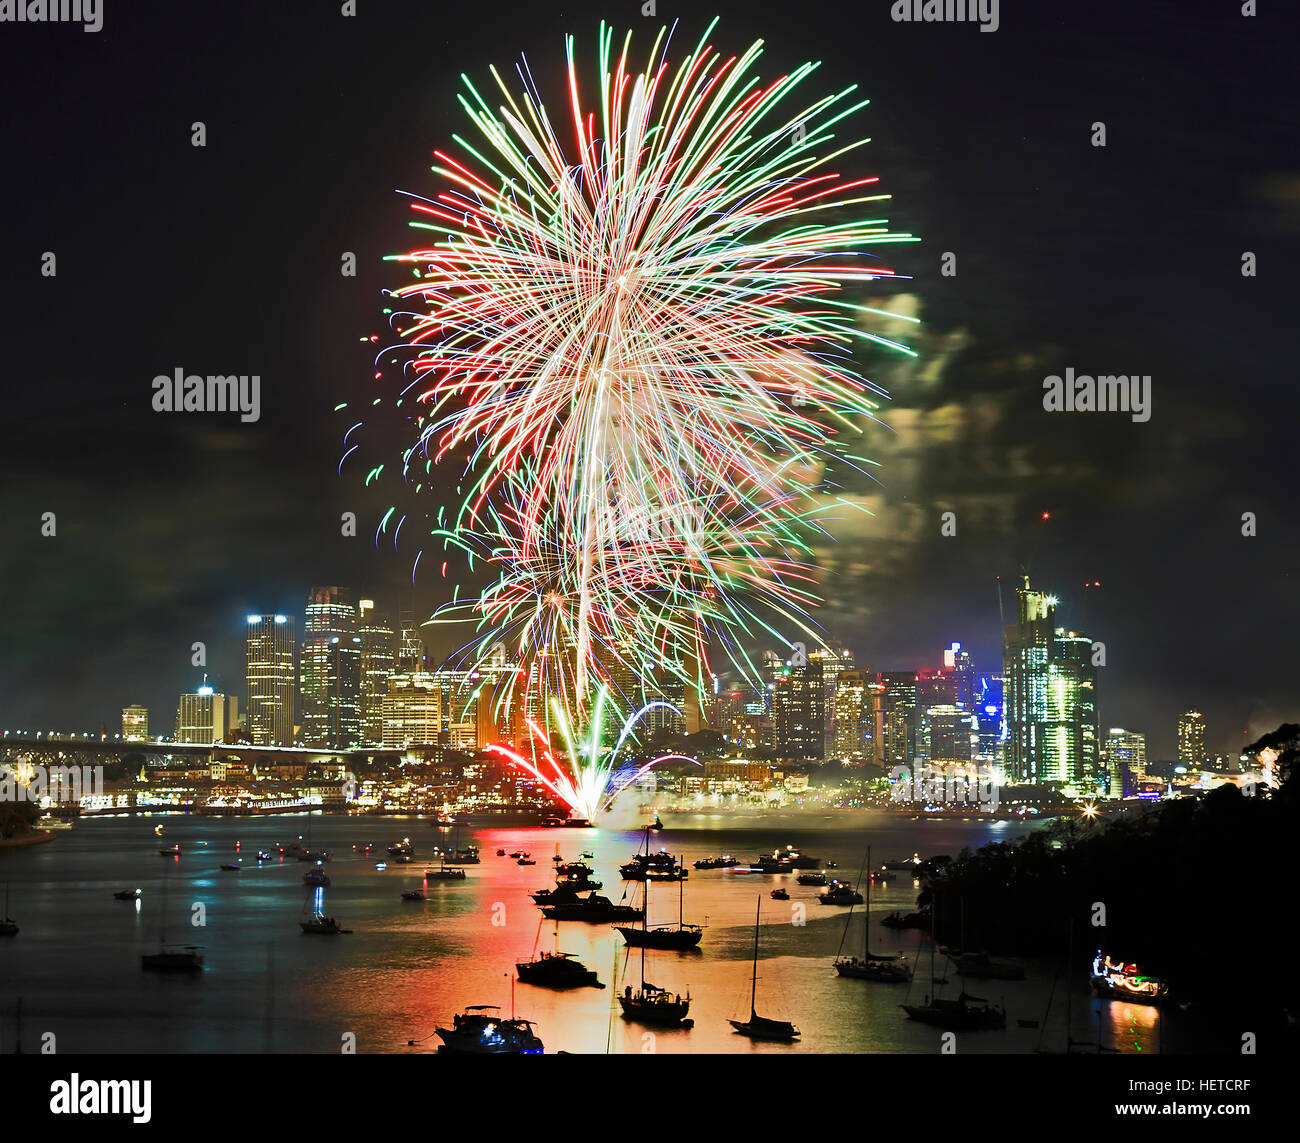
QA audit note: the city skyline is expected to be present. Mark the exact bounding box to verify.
[5,573,1233,776]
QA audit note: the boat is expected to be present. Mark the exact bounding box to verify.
[882,852,923,872]
[141,946,204,972]
[434,1005,543,1054]
[901,991,1007,1029]
[621,827,687,881]
[541,815,592,828]
[140,874,202,970]
[954,951,1025,981]
[531,884,582,906]
[728,896,799,1041]
[159,844,181,857]
[796,872,828,886]
[401,889,426,901]
[388,839,415,858]
[449,848,481,865]
[113,888,142,901]
[516,950,604,990]
[541,892,643,923]
[509,851,526,859]
[497,848,507,856]
[693,855,739,870]
[881,910,929,930]
[617,883,692,1026]
[300,910,349,935]
[818,880,864,906]
[770,888,789,901]
[303,867,330,887]
[899,899,1004,1029]
[256,851,273,862]
[425,865,467,881]
[756,846,820,872]
[220,863,240,871]
[648,816,665,831]
[834,846,912,983]
[0,884,18,937]
[615,859,704,950]
[549,859,602,892]
[1090,951,1169,1004]
[517,856,536,866]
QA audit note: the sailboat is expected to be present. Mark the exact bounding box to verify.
[617,879,692,1026]
[899,899,1004,1030]
[0,884,18,937]
[517,919,604,989]
[729,896,799,1041]
[141,870,203,971]
[615,855,703,949]
[834,848,911,982]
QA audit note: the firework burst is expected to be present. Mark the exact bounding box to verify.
[352,20,918,813]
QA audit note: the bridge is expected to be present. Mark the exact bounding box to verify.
[0,733,408,767]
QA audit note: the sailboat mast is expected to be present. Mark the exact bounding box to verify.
[751,895,760,1015]
[640,878,648,988]
[865,846,872,956]
[678,854,684,929]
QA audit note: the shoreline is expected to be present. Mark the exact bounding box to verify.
[0,829,57,848]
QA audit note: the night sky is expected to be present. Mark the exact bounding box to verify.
[1,0,1295,758]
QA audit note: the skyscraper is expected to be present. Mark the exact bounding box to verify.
[246,614,294,746]
[813,643,854,757]
[1002,576,1101,791]
[121,704,148,741]
[357,599,396,746]
[175,685,236,744]
[942,642,976,710]
[877,671,918,767]
[1106,727,1147,797]
[1177,710,1206,769]
[380,673,441,747]
[772,657,824,758]
[920,704,976,765]
[832,670,870,760]
[301,587,359,747]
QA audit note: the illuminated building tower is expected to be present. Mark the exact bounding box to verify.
[380,673,441,747]
[916,668,957,714]
[1002,576,1101,791]
[974,676,1006,764]
[772,657,824,759]
[1177,710,1206,769]
[301,587,359,747]
[942,642,976,710]
[813,643,854,758]
[877,671,918,766]
[832,670,870,760]
[436,668,480,750]
[356,599,396,745]
[1105,728,1147,797]
[175,684,236,744]
[760,650,785,713]
[246,614,294,746]
[920,704,976,766]
[121,705,148,741]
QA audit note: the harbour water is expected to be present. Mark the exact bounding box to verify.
[0,811,1164,1054]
